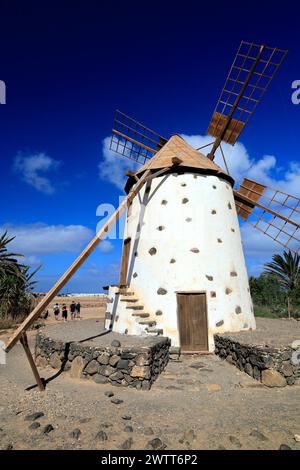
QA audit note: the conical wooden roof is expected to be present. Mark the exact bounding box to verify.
[125,134,234,192]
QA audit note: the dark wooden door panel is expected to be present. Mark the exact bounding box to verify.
[119,237,131,286]
[177,293,208,352]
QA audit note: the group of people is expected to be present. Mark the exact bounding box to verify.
[52,301,81,322]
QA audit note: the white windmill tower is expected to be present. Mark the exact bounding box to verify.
[104,42,295,352]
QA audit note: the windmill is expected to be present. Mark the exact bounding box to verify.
[5,41,300,388]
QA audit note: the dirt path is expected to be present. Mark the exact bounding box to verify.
[0,322,300,450]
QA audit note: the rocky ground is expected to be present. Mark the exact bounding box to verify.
[1,320,300,450]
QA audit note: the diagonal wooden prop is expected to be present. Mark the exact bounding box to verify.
[5,168,153,354]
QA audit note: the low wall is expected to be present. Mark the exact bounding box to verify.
[35,332,171,390]
[214,334,300,387]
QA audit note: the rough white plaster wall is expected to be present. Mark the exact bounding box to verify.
[112,172,256,351]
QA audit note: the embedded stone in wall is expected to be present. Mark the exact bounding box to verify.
[228,202,232,209]
[157,288,167,295]
[155,310,163,316]
[225,288,233,295]
[230,271,238,277]
[235,306,242,314]
[149,247,157,256]
[181,183,187,187]
[185,217,192,222]
[182,198,189,204]
[213,185,217,189]
[157,226,165,231]
[161,200,168,205]
[217,238,222,243]
[133,272,138,278]
[211,210,217,215]
[190,248,199,253]
[261,369,287,388]
[216,320,224,327]
[210,291,216,298]
[206,275,214,281]
[231,228,235,232]
[170,258,176,264]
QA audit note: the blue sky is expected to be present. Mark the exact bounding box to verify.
[0,0,299,292]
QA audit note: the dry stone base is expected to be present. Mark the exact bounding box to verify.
[214,334,300,388]
[35,332,170,390]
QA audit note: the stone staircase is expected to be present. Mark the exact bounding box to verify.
[116,287,163,336]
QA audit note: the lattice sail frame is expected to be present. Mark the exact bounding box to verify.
[235,178,300,255]
[110,110,168,165]
[207,41,288,145]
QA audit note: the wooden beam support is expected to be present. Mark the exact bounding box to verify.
[20,332,45,391]
[5,169,151,352]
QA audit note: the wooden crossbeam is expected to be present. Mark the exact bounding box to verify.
[20,332,45,391]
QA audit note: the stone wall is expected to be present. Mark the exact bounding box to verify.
[35,333,171,390]
[214,334,300,387]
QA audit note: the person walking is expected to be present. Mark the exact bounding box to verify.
[75,302,81,319]
[53,303,60,321]
[70,301,76,320]
[62,304,68,322]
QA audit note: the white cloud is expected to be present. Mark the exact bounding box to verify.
[99,240,114,253]
[0,223,115,260]
[181,134,300,196]
[0,223,94,255]
[13,152,61,194]
[99,137,139,190]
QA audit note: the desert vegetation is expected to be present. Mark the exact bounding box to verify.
[0,231,39,329]
[250,250,300,319]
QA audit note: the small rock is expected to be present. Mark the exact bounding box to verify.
[6,443,13,450]
[111,340,121,348]
[148,437,165,450]
[96,430,108,441]
[294,434,300,443]
[184,429,196,443]
[70,429,81,440]
[25,412,44,422]
[122,415,131,420]
[143,427,154,436]
[93,374,108,384]
[29,422,41,430]
[190,248,199,253]
[149,247,157,256]
[250,430,268,441]
[84,360,99,375]
[190,362,205,369]
[206,384,221,392]
[124,425,133,433]
[111,398,123,405]
[121,437,133,449]
[261,369,286,388]
[104,391,114,397]
[279,444,292,450]
[229,435,241,448]
[43,424,54,434]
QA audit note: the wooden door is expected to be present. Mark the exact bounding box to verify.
[177,293,208,352]
[119,237,131,286]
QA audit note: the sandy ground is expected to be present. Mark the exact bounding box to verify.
[1,311,300,450]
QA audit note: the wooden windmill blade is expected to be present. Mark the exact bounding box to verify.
[234,178,300,255]
[110,110,168,165]
[206,41,288,160]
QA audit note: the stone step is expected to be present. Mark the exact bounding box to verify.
[132,313,150,318]
[139,320,157,326]
[126,305,144,310]
[146,328,163,335]
[120,298,139,303]
[116,292,135,296]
